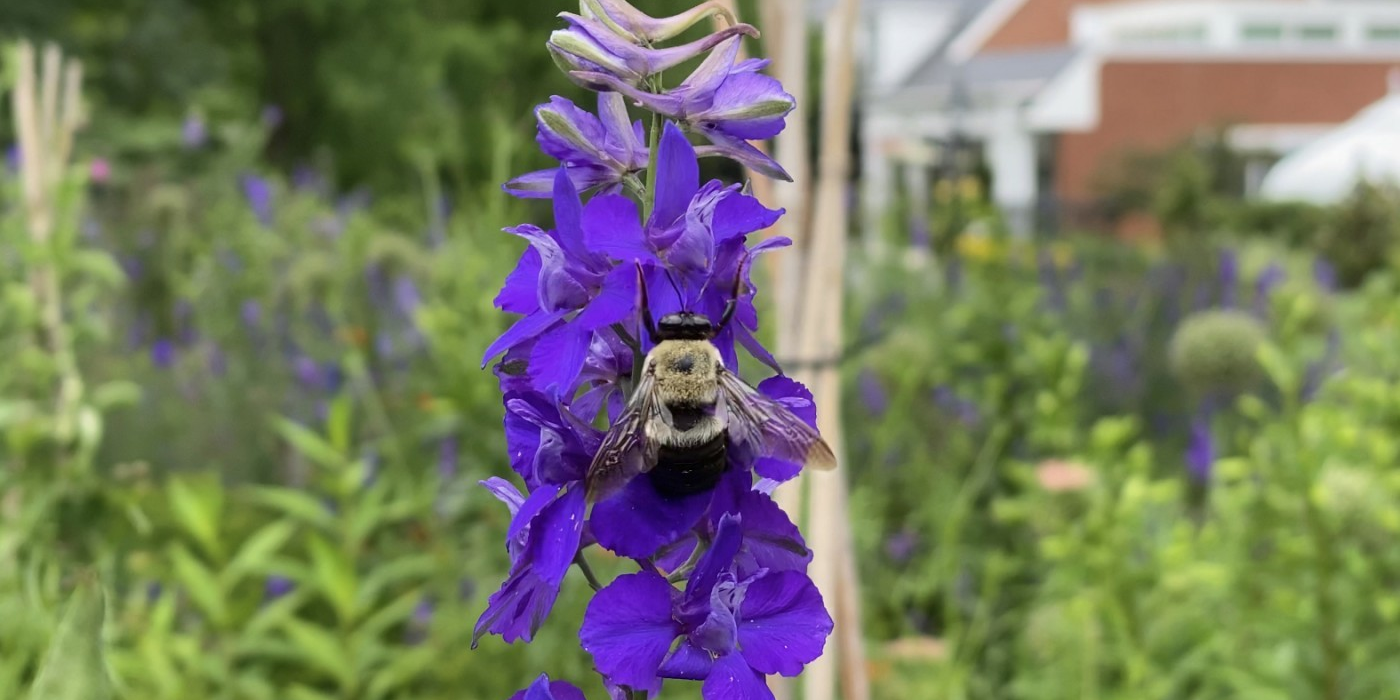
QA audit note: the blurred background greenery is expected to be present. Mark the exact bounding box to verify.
[4,1,1400,699]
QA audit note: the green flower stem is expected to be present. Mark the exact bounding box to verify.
[574,551,604,592]
[642,109,662,222]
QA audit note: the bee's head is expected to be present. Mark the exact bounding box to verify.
[657,312,714,341]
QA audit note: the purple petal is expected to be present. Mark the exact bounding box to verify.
[472,565,561,646]
[694,134,792,181]
[506,225,589,312]
[683,513,743,611]
[507,483,562,543]
[758,376,817,426]
[481,477,527,516]
[504,169,560,198]
[675,36,742,103]
[702,72,794,140]
[529,324,591,397]
[707,482,810,576]
[537,97,608,162]
[584,194,653,261]
[529,488,587,586]
[482,310,566,366]
[497,246,543,314]
[571,71,684,118]
[511,675,588,700]
[575,264,639,331]
[657,639,715,680]
[651,123,699,228]
[736,328,783,376]
[598,91,644,166]
[552,169,597,265]
[713,193,783,244]
[591,475,712,559]
[702,652,774,700]
[737,572,833,676]
[579,572,680,693]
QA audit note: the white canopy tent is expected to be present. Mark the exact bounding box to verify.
[1260,93,1400,204]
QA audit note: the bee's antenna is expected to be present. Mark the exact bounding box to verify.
[662,266,686,309]
[716,254,749,334]
[636,261,659,343]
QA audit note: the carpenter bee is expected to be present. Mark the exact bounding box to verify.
[584,262,837,503]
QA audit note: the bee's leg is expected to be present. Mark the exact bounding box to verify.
[716,256,748,334]
[636,261,659,343]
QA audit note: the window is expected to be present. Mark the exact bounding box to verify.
[1368,24,1400,43]
[1117,24,1207,44]
[1297,24,1338,41]
[1242,23,1284,42]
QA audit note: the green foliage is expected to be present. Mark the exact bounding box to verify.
[1316,181,1400,289]
[29,573,111,700]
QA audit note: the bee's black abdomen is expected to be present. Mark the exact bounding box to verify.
[650,431,728,497]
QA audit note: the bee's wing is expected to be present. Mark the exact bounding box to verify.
[584,370,663,503]
[717,369,836,471]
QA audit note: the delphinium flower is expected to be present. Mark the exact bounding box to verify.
[476,3,833,698]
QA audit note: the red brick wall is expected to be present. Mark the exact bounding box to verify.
[981,0,1120,51]
[1056,60,1397,201]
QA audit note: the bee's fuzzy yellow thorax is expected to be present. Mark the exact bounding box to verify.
[647,340,722,406]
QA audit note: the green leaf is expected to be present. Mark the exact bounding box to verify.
[307,535,358,623]
[223,520,298,585]
[167,477,223,560]
[270,416,347,471]
[245,486,336,531]
[168,545,228,627]
[280,620,353,690]
[356,587,425,641]
[28,572,112,700]
[358,555,435,611]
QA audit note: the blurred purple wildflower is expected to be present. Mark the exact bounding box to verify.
[1218,248,1237,308]
[857,369,888,417]
[4,144,18,172]
[182,115,207,149]
[1313,258,1337,292]
[1186,410,1215,483]
[151,339,176,369]
[438,436,459,480]
[264,576,294,601]
[885,530,918,563]
[241,174,274,227]
[261,105,284,129]
[1253,263,1286,316]
[241,299,263,329]
[933,386,980,427]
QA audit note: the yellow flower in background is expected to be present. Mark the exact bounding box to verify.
[1050,241,1075,268]
[958,176,982,201]
[957,233,999,261]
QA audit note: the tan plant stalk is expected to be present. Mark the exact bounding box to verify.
[11,41,88,448]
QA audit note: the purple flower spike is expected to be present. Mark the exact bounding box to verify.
[241,174,274,227]
[151,339,176,369]
[1186,412,1215,482]
[575,39,794,180]
[509,674,588,700]
[580,514,832,698]
[549,13,757,89]
[582,0,740,43]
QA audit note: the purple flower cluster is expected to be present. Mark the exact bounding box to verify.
[477,3,830,699]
